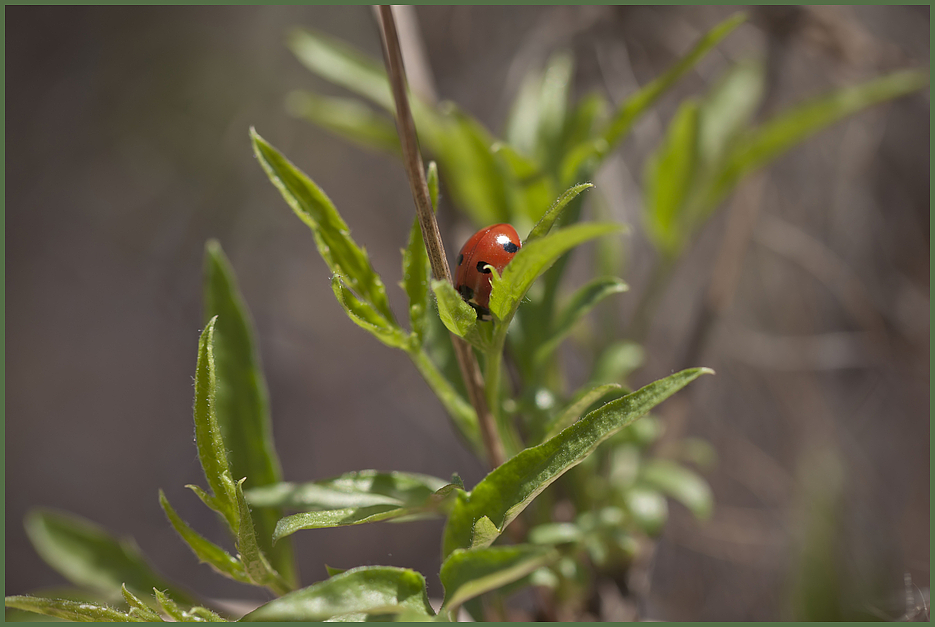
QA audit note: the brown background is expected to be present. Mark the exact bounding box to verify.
[6,6,929,620]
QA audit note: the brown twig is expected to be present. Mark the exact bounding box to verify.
[376,5,505,468]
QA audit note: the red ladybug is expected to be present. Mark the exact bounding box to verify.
[454,224,521,321]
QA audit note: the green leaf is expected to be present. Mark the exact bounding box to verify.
[121,585,163,622]
[242,566,434,622]
[696,59,766,170]
[254,472,453,543]
[154,590,185,622]
[643,99,700,257]
[624,487,668,536]
[331,275,409,350]
[251,129,394,322]
[559,12,745,184]
[191,317,238,530]
[488,222,626,324]
[442,368,713,558]
[525,183,594,243]
[533,277,628,368]
[285,91,401,155]
[701,69,928,214]
[431,279,480,340]
[203,240,293,584]
[233,479,292,595]
[402,217,431,343]
[528,523,583,546]
[440,545,557,610]
[640,459,714,521]
[4,596,143,623]
[245,470,448,510]
[158,491,251,585]
[287,28,393,111]
[23,509,194,606]
[540,383,623,443]
[602,13,745,152]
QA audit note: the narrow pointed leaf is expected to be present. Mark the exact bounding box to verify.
[488,222,626,323]
[287,28,393,110]
[559,13,745,183]
[402,217,431,342]
[203,241,293,584]
[233,479,292,595]
[701,68,929,214]
[192,317,238,530]
[245,470,448,510]
[23,509,194,606]
[273,506,426,542]
[331,275,409,349]
[640,459,714,521]
[440,545,557,610]
[643,100,700,257]
[121,585,162,621]
[242,566,434,622]
[696,59,766,170]
[4,596,143,622]
[602,13,745,151]
[533,277,628,367]
[252,129,394,321]
[158,491,251,585]
[525,183,594,243]
[408,348,481,454]
[442,368,714,557]
[286,91,401,155]
[541,383,623,443]
[154,590,185,622]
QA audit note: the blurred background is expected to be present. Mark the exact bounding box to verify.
[6,5,929,620]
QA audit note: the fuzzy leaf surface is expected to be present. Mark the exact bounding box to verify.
[242,566,434,622]
[540,383,623,443]
[158,491,251,585]
[4,596,145,622]
[191,317,238,529]
[331,276,408,350]
[203,241,292,582]
[442,368,713,557]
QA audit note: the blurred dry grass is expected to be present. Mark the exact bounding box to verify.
[5,6,929,620]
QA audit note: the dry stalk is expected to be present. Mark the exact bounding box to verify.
[375,5,505,468]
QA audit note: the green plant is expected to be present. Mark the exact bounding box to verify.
[7,9,926,622]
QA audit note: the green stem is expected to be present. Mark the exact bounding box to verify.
[484,340,523,458]
[409,348,483,457]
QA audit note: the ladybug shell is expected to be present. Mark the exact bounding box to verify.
[454,224,521,321]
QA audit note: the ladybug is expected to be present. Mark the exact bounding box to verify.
[454,224,522,321]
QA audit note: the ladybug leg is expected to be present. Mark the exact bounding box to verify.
[470,303,493,321]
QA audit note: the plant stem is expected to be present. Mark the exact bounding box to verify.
[376,5,505,468]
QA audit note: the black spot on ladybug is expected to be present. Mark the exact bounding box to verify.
[457,253,463,266]
[502,241,519,254]
[458,284,474,300]
[476,261,492,273]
